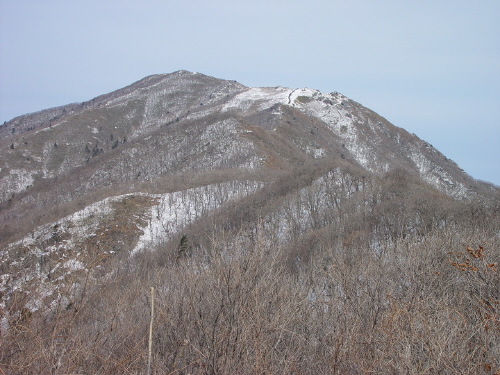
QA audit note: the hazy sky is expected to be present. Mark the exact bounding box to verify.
[1,0,499,185]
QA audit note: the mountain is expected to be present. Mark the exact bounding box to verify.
[1,71,498,374]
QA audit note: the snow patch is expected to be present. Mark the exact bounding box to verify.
[63,259,86,271]
[0,169,35,202]
[222,87,292,112]
[132,181,264,255]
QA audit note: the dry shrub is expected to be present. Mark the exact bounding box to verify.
[1,220,499,374]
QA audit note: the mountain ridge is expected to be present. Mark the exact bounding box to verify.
[1,71,496,249]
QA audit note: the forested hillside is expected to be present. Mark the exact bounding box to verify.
[0,71,498,374]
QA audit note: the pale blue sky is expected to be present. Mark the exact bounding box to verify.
[1,0,499,185]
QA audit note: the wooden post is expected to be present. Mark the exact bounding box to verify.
[147,286,154,375]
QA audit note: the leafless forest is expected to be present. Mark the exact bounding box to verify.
[1,166,499,375]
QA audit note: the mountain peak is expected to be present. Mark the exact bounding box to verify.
[0,71,493,204]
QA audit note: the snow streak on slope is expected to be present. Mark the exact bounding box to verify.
[132,180,264,255]
[0,169,35,201]
[409,144,468,198]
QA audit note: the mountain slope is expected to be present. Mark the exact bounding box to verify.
[0,70,489,208]
[0,71,499,374]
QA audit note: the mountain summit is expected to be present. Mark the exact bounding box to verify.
[1,71,498,374]
[0,70,488,202]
